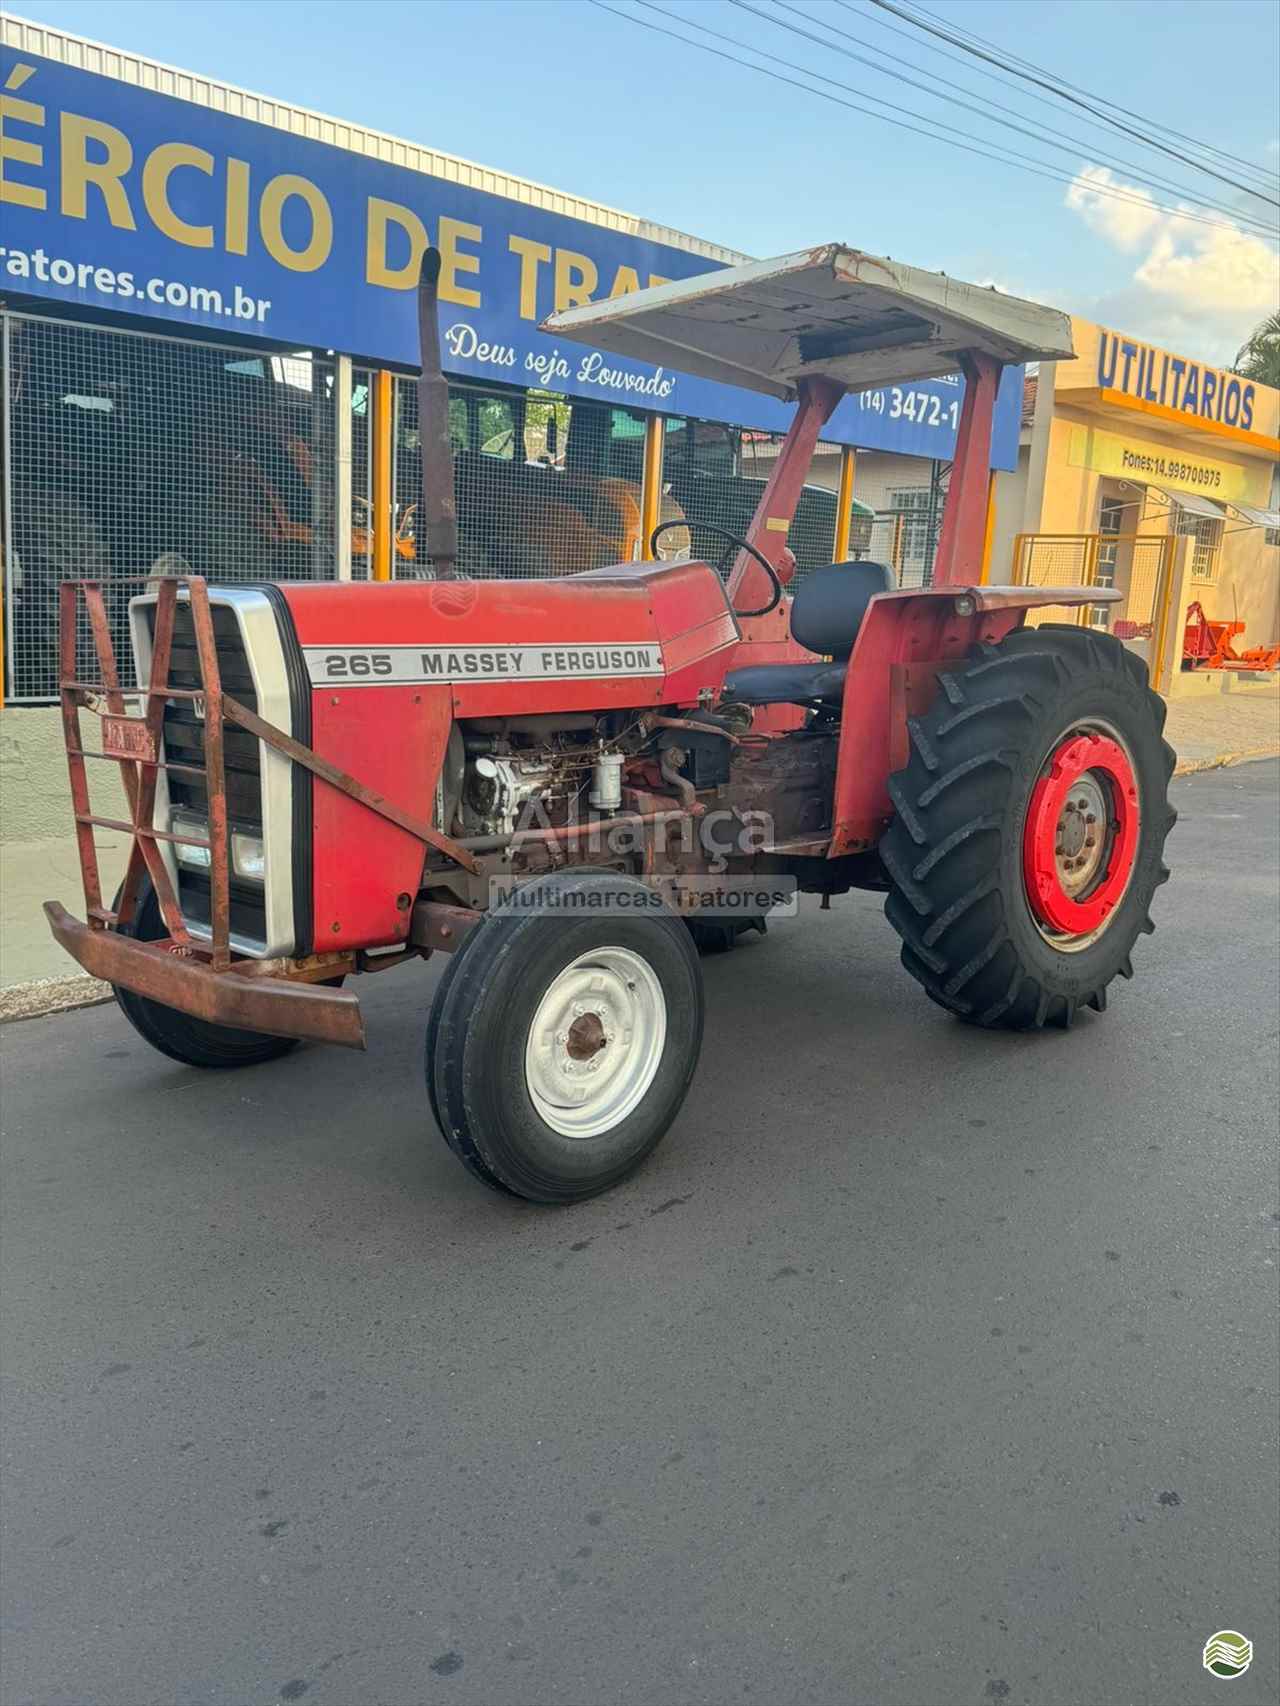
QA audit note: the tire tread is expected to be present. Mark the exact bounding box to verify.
[880,625,1175,1031]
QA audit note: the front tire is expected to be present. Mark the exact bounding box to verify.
[686,915,768,954]
[426,871,704,1203]
[112,884,300,1068]
[880,625,1175,1029]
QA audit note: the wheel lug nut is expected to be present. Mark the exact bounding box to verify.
[1085,813,1097,824]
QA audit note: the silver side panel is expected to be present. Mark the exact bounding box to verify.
[128,588,297,958]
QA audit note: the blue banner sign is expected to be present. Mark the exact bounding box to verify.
[0,49,1021,466]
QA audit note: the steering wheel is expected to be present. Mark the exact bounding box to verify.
[648,519,784,618]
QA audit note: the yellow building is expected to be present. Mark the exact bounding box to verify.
[991,318,1280,694]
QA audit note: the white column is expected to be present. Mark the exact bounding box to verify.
[334,354,353,581]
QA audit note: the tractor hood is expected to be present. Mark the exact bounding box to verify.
[542,243,1075,400]
[277,559,742,715]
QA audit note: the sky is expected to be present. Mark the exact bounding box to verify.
[9,0,1279,366]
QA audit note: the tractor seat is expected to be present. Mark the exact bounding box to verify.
[722,560,895,706]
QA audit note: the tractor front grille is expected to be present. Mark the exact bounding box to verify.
[146,601,268,945]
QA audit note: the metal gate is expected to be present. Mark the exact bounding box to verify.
[1012,531,1176,671]
[1,310,357,701]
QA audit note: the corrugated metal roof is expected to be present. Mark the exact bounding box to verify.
[546,245,1075,401]
[0,11,748,265]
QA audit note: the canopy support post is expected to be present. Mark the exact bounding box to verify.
[932,351,1003,588]
[731,375,845,611]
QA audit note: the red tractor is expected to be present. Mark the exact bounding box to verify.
[47,245,1175,1203]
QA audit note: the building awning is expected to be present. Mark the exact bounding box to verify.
[1226,501,1280,530]
[1150,486,1225,520]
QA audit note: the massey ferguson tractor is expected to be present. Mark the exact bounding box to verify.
[45,244,1176,1204]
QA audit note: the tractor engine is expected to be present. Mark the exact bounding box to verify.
[446,708,744,842]
[450,716,620,840]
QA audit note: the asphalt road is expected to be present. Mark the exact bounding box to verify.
[3,762,1278,1706]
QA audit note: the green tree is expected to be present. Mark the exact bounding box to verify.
[1232,311,1280,389]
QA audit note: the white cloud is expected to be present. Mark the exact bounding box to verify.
[1066,165,1163,252]
[1064,164,1279,362]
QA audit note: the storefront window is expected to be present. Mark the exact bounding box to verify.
[1090,497,1127,629]
[1177,513,1223,581]
[887,487,933,580]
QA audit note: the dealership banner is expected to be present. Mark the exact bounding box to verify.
[0,47,1022,466]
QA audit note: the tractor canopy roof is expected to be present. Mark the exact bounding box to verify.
[543,244,1075,401]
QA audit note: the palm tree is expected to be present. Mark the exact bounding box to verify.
[1233,311,1280,388]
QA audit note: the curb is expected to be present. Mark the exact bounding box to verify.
[1172,745,1280,777]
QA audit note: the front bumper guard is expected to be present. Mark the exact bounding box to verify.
[44,902,367,1051]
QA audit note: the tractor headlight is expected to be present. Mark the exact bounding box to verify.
[231,831,266,882]
[171,812,212,870]
[169,815,264,884]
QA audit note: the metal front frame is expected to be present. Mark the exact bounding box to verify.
[128,583,300,957]
[66,575,478,960]
[50,571,482,1043]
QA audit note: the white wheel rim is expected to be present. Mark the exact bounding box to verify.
[524,946,667,1139]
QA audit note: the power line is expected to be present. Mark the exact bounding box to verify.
[874,0,1280,200]
[599,1,1276,239]
[867,0,1280,209]
[841,0,1276,194]
[822,0,1279,205]
[894,0,1279,187]
[745,0,1273,228]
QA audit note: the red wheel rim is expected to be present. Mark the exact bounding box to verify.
[1023,730,1140,940]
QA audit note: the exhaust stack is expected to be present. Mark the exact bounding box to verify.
[417,247,459,578]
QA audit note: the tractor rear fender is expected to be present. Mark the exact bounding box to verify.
[829,583,1120,857]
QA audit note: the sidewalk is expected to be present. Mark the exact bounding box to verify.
[1162,681,1280,772]
[2,683,1276,1006]
[0,832,129,1014]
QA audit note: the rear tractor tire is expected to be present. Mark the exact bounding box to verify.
[426,871,704,1203]
[880,625,1175,1030]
